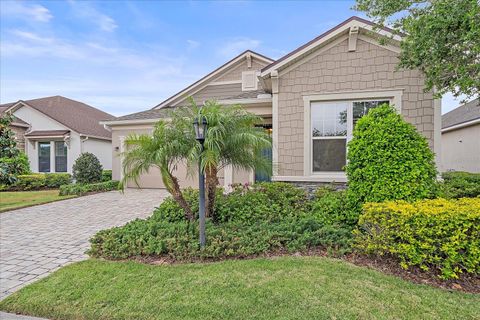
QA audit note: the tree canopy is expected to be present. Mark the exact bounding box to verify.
[355,0,480,100]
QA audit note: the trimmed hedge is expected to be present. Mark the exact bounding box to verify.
[1,173,72,191]
[59,180,119,196]
[355,198,480,279]
[102,170,112,182]
[73,153,103,184]
[439,171,480,198]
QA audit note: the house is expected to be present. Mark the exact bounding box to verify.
[441,99,480,173]
[102,16,442,188]
[0,96,114,174]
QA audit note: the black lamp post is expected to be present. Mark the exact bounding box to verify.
[193,115,208,247]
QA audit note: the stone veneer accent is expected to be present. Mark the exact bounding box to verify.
[11,125,26,152]
[276,38,434,177]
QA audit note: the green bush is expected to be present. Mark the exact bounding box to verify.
[355,198,480,279]
[102,170,112,182]
[214,182,309,223]
[89,215,352,260]
[45,173,71,188]
[15,174,46,190]
[72,153,103,184]
[89,182,353,261]
[59,180,119,196]
[438,171,480,198]
[310,187,358,228]
[6,173,72,191]
[346,104,437,205]
[0,152,30,185]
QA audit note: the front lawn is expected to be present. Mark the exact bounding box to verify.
[1,257,478,320]
[0,190,76,212]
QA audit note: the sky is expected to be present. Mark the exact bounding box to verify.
[0,0,467,116]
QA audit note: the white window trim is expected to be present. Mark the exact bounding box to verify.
[303,89,403,181]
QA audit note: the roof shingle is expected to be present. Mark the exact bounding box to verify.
[442,99,480,129]
[1,96,114,139]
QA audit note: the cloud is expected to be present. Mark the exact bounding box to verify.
[187,40,200,50]
[68,1,117,32]
[0,1,53,22]
[217,38,261,58]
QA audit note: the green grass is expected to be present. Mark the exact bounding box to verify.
[0,190,76,212]
[1,257,478,320]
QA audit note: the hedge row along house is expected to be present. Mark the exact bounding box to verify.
[0,96,114,173]
[101,16,442,188]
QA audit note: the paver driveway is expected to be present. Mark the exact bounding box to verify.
[0,189,168,299]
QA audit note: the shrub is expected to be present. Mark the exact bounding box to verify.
[346,104,437,205]
[89,182,354,261]
[102,170,112,182]
[72,153,103,184]
[15,174,46,190]
[438,171,480,198]
[45,173,72,188]
[355,198,480,279]
[59,180,119,196]
[310,187,358,228]
[214,182,309,223]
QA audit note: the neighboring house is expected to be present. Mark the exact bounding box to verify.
[0,96,114,174]
[102,16,442,188]
[441,99,480,173]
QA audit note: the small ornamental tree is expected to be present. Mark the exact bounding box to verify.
[0,113,30,184]
[346,104,437,205]
[73,152,103,184]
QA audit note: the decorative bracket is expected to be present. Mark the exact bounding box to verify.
[348,26,359,52]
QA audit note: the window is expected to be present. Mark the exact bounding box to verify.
[311,102,347,171]
[55,141,67,172]
[311,100,390,173]
[38,142,51,173]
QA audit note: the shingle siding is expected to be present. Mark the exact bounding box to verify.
[277,38,434,176]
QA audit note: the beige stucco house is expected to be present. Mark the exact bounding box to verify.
[1,96,114,174]
[102,16,442,188]
[441,99,480,173]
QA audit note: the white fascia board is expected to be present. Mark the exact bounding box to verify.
[442,118,480,133]
[217,98,272,105]
[100,118,163,126]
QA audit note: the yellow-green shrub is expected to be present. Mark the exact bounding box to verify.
[355,198,480,279]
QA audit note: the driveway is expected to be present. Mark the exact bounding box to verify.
[0,189,168,299]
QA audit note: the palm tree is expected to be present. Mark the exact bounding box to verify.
[121,99,272,220]
[121,119,196,221]
[185,99,272,217]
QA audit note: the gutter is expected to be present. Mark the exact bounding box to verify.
[441,118,480,133]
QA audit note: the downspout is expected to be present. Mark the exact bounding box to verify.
[80,135,89,153]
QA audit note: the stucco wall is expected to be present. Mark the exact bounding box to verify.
[83,138,112,170]
[276,37,435,176]
[442,125,480,173]
[111,125,224,188]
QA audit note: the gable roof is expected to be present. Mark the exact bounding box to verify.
[1,96,114,140]
[0,103,29,127]
[442,98,480,130]
[153,50,273,110]
[260,16,401,76]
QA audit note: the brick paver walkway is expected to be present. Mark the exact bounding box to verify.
[0,189,168,299]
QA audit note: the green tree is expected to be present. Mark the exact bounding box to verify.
[121,99,271,220]
[355,0,480,100]
[345,104,437,205]
[0,113,30,184]
[122,118,196,221]
[182,99,272,217]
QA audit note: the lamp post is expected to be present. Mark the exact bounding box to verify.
[193,115,208,247]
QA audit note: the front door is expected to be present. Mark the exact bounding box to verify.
[255,125,272,182]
